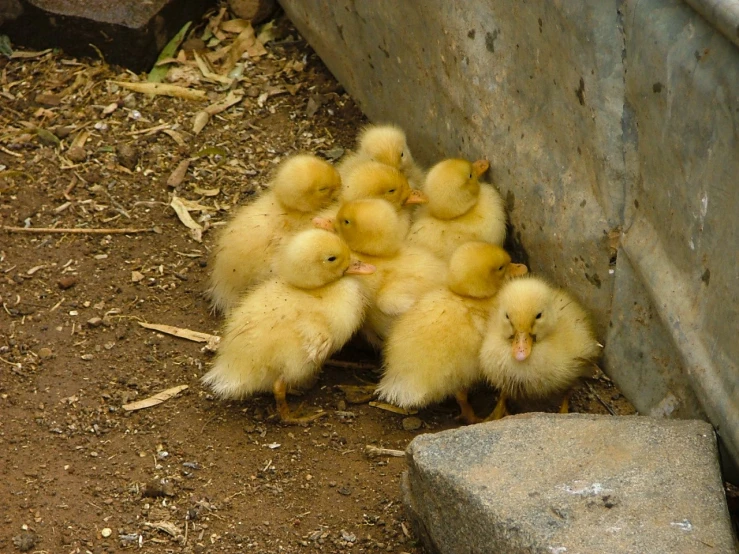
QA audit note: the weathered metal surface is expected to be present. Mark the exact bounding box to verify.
[684,0,739,48]
[619,0,739,471]
[279,0,739,469]
[0,0,215,72]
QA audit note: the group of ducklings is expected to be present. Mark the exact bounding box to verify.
[202,124,600,424]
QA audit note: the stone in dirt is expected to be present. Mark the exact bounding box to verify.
[403,413,736,554]
[0,0,216,72]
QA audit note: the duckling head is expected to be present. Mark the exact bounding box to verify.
[335,198,407,257]
[492,277,558,362]
[447,242,527,298]
[424,158,489,219]
[275,229,375,289]
[342,161,427,207]
[357,124,418,177]
[272,154,342,213]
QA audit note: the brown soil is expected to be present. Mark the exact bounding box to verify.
[0,7,639,554]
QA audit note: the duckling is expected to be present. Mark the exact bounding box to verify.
[202,229,375,424]
[339,123,425,188]
[377,242,527,423]
[207,154,341,314]
[317,160,427,229]
[334,198,447,346]
[479,276,600,419]
[408,158,507,260]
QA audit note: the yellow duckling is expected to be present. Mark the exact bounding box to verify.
[334,198,447,347]
[207,154,341,314]
[339,123,425,188]
[377,242,527,423]
[202,229,375,424]
[408,158,507,260]
[479,276,600,419]
[317,160,427,228]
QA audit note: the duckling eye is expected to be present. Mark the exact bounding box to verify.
[504,313,509,320]
[498,265,505,271]
[400,151,405,159]
[327,256,337,262]
[318,187,328,192]
[387,189,396,194]
[469,173,473,179]
[343,219,350,226]
[535,312,543,319]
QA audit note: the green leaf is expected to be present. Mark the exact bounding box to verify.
[0,35,12,58]
[148,21,192,83]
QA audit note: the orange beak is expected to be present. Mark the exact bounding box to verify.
[404,188,428,205]
[507,263,528,278]
[344,259,376,275]
[312,217,335,232]
[472,159,490,178]
[512,331,532,361]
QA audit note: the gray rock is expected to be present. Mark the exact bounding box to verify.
[403,414,735,554]
[0,0,215,72]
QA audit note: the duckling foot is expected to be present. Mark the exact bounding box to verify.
[273,377,327,426]
[485,393,509,421]
[279,407,327,426]
[455,390,483,424]
[559,391,572,414]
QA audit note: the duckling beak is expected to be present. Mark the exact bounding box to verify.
[345,260,376,275]
[507,263,529,278]
[512,331,532,361]
[472,159,490,178]
[312,217,335,232]
[404,189,428,205]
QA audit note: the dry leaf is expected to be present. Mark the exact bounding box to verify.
[160,129,186,147]
[102,102,119,115]
[146,520,183,537]
[69,130,90,151]
[368,401,418,415]
[167,159,190,188]
[192,111,210,135]
[122,385,188,411]
[222,24,267,75]
[110,81,206,101]
[221,19,250,33]
[170,196,202,231]
[175,197,214,212]
[204,90,243,116]
[193,50,234,85]
[192,186,220,197]
[138,321,220,345]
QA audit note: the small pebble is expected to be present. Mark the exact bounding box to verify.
[101,527,112,538]
[12,531,37,552]
[66,146,87,163]
[38,347,52,359]
[401,416,423,431]
[87,317,103,328]
[57,276,77,290]
[117,143,138,169]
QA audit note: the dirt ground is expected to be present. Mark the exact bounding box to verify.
[6,5,731,554]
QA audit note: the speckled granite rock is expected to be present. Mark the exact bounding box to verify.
[403,413,735,554]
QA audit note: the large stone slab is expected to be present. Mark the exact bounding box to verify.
[403,414,735,553]
[0,0,215,72]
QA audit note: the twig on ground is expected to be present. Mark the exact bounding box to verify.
[365,445,405,458]
[585,381,616,415]
[2,226,154,234]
